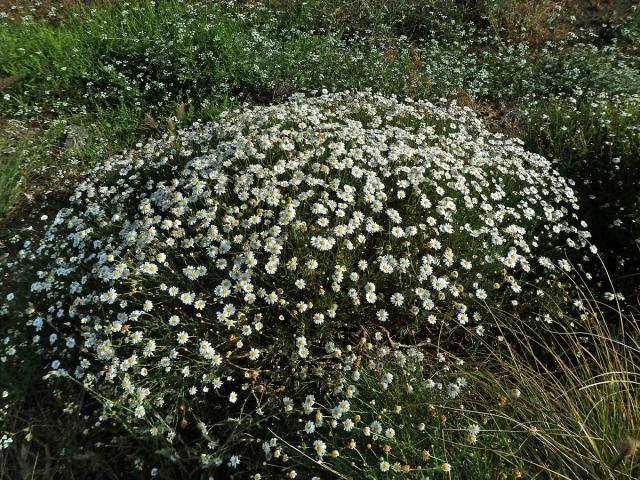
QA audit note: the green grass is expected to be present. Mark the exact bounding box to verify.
[0,137,21,216]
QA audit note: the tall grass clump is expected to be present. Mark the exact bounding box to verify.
[464,280,640,479]
[0,91,595,476]
[298,276,640,479]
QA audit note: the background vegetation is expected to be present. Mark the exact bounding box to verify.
[1,0,639,478]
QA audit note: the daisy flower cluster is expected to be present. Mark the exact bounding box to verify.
[0,90,590,475]
[264,342,514,479]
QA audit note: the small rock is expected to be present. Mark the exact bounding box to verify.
[64,125,89,151]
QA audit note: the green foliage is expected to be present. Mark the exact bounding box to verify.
[552,44,640,95]
[619,3,640,44]
[1,0,639,221]
[1,0,640,478]
[522,91,640,277]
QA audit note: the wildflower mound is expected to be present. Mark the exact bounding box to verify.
[0,91,592,477]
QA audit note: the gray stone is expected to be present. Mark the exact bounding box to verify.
[63,125,90,151]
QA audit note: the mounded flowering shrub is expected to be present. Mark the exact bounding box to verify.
[0,91,591,476]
